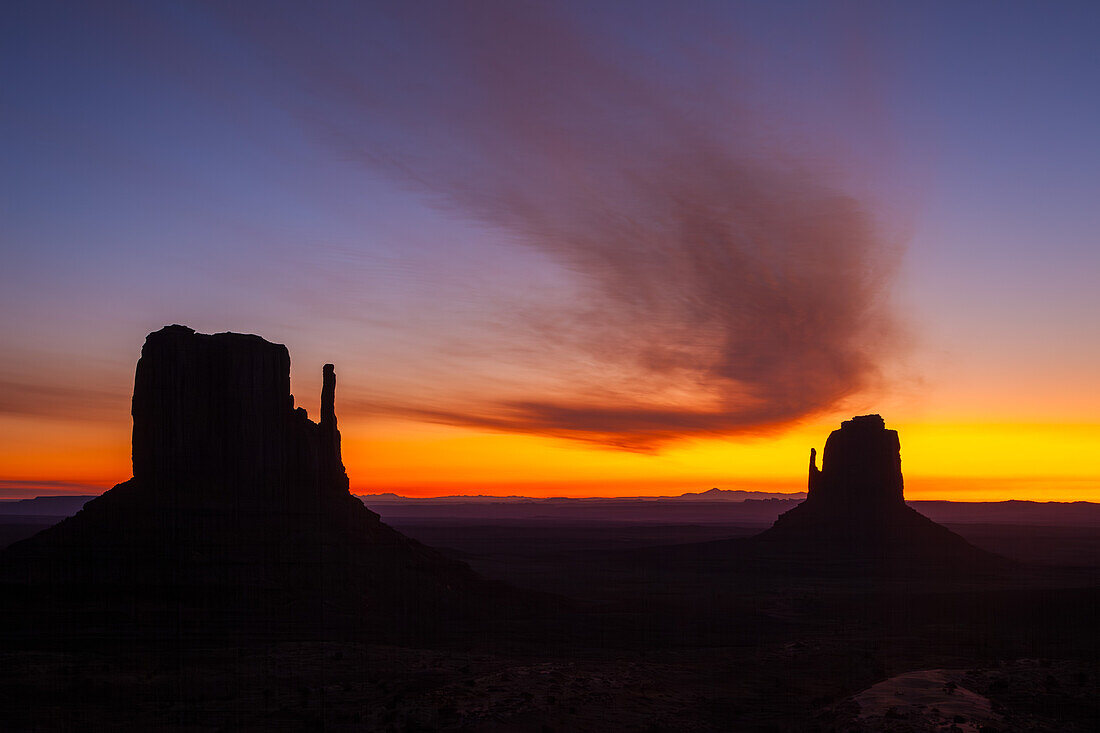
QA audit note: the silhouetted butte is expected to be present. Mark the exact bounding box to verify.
[0,325,518,636]
[753,415,1008,569]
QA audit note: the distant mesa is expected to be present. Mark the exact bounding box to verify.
[806,414,903,509]
[127,325,349,504]
[0,495,95,517]
[0,325,518,635]
[753,414,1008,569]
[357,487,806,506]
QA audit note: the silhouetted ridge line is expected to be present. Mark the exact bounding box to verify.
[0,325,527,637]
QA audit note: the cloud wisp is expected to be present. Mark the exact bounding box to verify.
[223,1,901,450]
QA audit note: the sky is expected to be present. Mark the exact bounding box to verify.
[2,1,1099,501]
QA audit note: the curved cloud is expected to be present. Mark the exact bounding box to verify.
[220,1,900,450]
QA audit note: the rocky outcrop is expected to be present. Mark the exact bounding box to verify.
[755,415,1007,569]
[804,414,903,509]
[130,325,348,503]
[0,326,519,635]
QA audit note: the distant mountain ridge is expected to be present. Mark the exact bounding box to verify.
[0,495,98,516]
[356,487,807,503]
[4,491,1099,526]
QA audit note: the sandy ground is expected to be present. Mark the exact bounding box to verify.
[854,668,999,731]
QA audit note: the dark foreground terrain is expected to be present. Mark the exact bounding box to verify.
[1,517,1097,732]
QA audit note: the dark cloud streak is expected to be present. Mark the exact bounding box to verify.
[0,379,129,422]
[218,0,900,450]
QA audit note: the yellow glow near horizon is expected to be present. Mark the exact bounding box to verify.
[336,417,1100,501]
[898,422,1100,478]
[2,413,1098,502]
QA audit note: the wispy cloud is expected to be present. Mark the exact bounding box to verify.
[0,378,128,421]
[215,0,901,449]
[0,479,105,500]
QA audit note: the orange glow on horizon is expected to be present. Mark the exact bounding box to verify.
[2,413,1098,503]
[339,418,1100,502]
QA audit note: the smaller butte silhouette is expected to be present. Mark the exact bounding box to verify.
[0,325,518,635]
[753,414,1007,569]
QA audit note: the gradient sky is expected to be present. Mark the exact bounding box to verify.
[2,1,1098,500]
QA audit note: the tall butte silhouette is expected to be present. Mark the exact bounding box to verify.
[751,414,1007,569]
[0,325,521,636]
